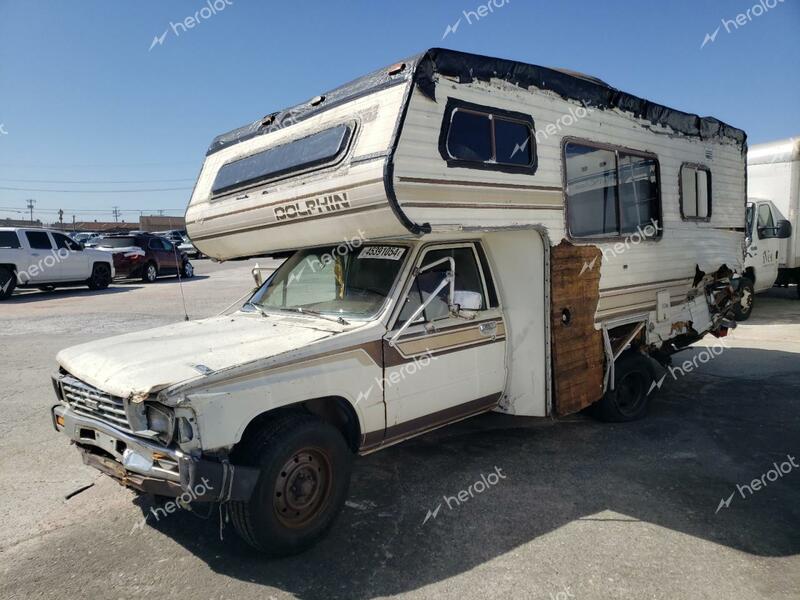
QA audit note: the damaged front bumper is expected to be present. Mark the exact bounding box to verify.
[52,404,259,502]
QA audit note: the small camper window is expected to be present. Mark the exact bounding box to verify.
[441,99,536,173]
[680,164,712,220]
[564,140,662,239]
[211,123,352,196]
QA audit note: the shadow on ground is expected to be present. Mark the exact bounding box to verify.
[131,345,800,600]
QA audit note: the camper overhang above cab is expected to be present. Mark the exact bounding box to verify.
[185,48,746,262]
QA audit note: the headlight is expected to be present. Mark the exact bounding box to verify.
[146,404,175,444]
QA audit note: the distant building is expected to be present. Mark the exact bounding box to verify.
[0,218,44,227]
[140,215,186,232]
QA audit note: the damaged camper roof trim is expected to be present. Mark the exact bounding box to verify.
[207,48,746,158]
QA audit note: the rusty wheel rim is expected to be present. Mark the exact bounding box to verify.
[273,447,332,529]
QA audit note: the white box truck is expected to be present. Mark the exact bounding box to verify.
[50,49,745,555]
[737,137,799,318]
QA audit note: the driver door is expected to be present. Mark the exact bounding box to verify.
[753,202,780,292]
[381,242,507,442]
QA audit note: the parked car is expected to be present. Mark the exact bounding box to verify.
[0,227,114,299]
[177,236,203,259]
[154,230,188,245]
[91,233,194,282]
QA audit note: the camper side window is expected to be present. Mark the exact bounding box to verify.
[564,141,662,239]
[441,99,537,174]
[680,164,712,220]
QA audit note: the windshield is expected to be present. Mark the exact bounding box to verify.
[247,244,408,320]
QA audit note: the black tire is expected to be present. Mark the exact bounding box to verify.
[181,260,194,278]
[733,278,754,321]
[229,413,353,556]
[0,267,16,300]
[142,262,158,283]
[87,263,112,290]
[592,352,655,422]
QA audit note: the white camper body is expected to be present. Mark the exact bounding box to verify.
[743,137,799,302]
[51,49,745,555]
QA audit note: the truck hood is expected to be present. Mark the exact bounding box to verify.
[56,314,341,399]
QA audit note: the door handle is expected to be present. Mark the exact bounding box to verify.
[479,321,497,337]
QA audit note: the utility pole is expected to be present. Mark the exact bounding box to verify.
[112,206,121,223]
[72,215,76,232]
[26,199,36,223]
[58,209,64,226]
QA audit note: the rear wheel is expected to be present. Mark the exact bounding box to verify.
[592,352,655,422]
[0,267,16,300]
[229,413,352,556]
[87,263,112,290]
[733,278,754,321]
[142,262,158,283]
[181,260,194,278]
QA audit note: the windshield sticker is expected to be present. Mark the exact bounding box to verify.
[358,246,405,260]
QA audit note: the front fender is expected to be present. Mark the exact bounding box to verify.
[179,346,384,451]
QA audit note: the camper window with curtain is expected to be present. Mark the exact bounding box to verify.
[564,140,662,238]
[680,163,712,220]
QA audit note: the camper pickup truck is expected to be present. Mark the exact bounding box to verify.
[50,48,745,556]
[737,137,800,319]
[0,227,114,299]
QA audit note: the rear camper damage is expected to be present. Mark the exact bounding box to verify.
[185,47,746,417]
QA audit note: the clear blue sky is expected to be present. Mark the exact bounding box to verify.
[1,0,798,223]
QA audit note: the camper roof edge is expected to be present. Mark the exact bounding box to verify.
[206,47,747,158]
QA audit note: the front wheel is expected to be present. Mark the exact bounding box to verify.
[229,413,353,556]
[0,267,16,300]
[733,278,754,321]
[591,352,655,422]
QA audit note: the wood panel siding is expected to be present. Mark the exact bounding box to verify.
[550,240,604,416]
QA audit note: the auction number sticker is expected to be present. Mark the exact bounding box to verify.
[358,246,406,260]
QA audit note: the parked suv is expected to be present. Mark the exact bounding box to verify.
[91,233,194,282]
[0,227,115,299]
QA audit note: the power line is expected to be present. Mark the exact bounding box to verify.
[0,177,195,184]
[0,185,192,193]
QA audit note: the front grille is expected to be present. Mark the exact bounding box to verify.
[61,376,132,433]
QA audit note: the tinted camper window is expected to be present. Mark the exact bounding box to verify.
[441,99,537,174]
[565,141,661,239]
[212,123,352,195]
[680,164,712,220]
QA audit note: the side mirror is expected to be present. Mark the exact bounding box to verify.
[453,290,482,311]
[252,262,264,287]
[776,219,792,239]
